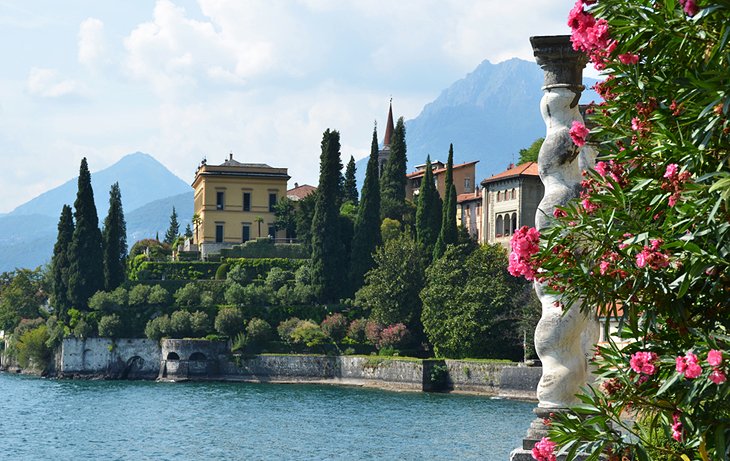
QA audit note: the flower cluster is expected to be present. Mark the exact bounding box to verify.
[635,239,670,270]
[671,413,683,442]
[679,0,699,16]
[508,226,541,280]
[661,163,691,207]
[676,351,702,379]
[531,437,557,461]
[594,160,628,188]
[630,351,659,375]
[569,120,590,147]
[568,0,615,69]
[707,350,726,384]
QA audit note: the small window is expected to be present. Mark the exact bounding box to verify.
[243,192,251,211]
[269,193,277,212]
[465,177,471,192]
[215,224,224,243]
[242,225,250,242]
[497,191,501,202]
[216,191,225,210]
[268,225,276,238]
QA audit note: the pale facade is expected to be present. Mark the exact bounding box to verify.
[457,191,483,241]
[406,161,478,202]
[192,154,289,258]
[480,162,543,248]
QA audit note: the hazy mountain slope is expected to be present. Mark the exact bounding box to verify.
[10,152,191,219]
[125,192,194,243]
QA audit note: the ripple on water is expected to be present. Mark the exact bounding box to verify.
[1,373,533,460]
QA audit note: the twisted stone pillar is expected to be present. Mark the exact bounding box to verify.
[510,35,598,461]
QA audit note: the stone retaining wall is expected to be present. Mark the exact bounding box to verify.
[58,338,160,379]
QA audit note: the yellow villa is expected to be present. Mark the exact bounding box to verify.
[191,153,290,259]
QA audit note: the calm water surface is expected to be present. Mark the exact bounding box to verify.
[0,373,533,460]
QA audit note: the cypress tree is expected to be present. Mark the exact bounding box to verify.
[67,157,104,310]
[380,117,407,220]
[164,206,180,244]
[184,224,193,238]
[343,155,358,205]
[102,182,127,291]
[311,129,346,303]
[433,144,458,260]
[350,126,382,292]
[415,156,442,256]
[51,204,74,321]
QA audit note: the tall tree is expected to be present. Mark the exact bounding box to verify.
[415,156,442,256]
[380,117,407,220]
[310,129,346,303]
[51,204,74,320]
[343,155,358,205]
[518,137,544,164]
[67,157,104,311]
[164,206,180,244]
[273,196,297,239]
[102,183,127,292]
[350,126,382,292]
[433,144,458,260]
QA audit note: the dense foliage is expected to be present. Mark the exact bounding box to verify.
[343,155,358,206]
[50,205,74,320]
[380,117,408,220]
[515,1,730,459]
[102,183,127,292]
[415,156,442,257]
[433,144,458,260]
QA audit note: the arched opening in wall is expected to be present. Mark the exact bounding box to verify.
[166,352,180,361]
[512,213,518,234]
[496,215,504,237]
[189,352,207,361]
[505,213,512,235]
[497,191,501,202]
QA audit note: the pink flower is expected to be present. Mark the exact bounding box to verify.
[599,260,610,276]
[570,121,589,147]
[618,53,639,64]
[553,208,568,218]
[594,161,608,177]
[509,226,541,281]
[671,413,683,442]
[531,437,557,461]
[677,352,702,379]
[679,0,699,16]
[707,349,723,367]
[582,198,599,213]
[709,369,727,385]
[630,351,659,375]
[664,163,679,179]
[635,251,647,268]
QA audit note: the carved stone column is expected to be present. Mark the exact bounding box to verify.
[510,35,597,461]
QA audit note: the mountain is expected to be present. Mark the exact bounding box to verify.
[10,152,191,219]
[357,58,599,188]
[0,152,193,272]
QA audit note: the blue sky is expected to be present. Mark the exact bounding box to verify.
[0,0,580,213]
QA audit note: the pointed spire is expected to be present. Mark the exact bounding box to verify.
[383,98,394,147]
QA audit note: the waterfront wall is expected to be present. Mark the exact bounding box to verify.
[58,338,160,379]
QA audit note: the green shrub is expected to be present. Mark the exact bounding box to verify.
[174,283,200,308]
[169,310,192,337]
[131,261,220,281]
[215,263,230,280]
[128,284,151,306]
[277,317,302,344]
[190,311,210,337]
[72,318,93,339]
[346,318,368,343]
[214,307,244,337]
[15,325,51,369]
[147,285,170,305]
[144,315,170,341]
[88,290,125,315]
[265,267,293,291]
[290,320,326,348]
[246,318,272,344]
[98,314,124,338]
[225,258,306,285]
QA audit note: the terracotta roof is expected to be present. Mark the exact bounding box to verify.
[481,162,538,184]
[406,161,479,179]
[287,184,317,201]
[457,191,482,204]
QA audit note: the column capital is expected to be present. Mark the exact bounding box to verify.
[530,35,587,91]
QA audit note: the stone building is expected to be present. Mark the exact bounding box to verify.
[480,162,543,247]
[406,160,478,201]
[191,153,290,259]
[457,190,483,241]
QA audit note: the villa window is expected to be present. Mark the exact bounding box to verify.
[243,192,251,211]
[216,192,225,210]
[215,224,224,243]
[465,177,471,192]
[268,225,276,238]
[497,191,501,202]
[242,225,250,242]
[269,193,277,212]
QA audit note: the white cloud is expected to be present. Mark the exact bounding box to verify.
[26,67,82,98]
[78,17,106,66]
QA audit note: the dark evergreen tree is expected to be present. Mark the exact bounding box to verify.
[349,126,382,292]
[343,155,358,205]
[67,157,104,311]
[310,129,346,303]
[184,224,193,238]
[102,183,127,292]
[380,117,407,220]
[50,204,74,320]
[164,207,180,244]
[433,144,458,260]
[415,156,442,256]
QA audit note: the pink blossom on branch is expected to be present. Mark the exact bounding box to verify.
[707,349,723,367]
[508,226,541,281]
[618,53,640,64]
[570,121,589,147]
[531,437,557,461]
[709,369,727,385]
[676,352,702,379]
[671,413,683,442]
[679,0,699,16]
[630,351,659,375]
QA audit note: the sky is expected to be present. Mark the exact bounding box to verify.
[0,0,582,214]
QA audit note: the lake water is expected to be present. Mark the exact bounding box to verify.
[0,373,533,460]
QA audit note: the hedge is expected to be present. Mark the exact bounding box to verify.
[130,261,221,281]
[220,238,308,259]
